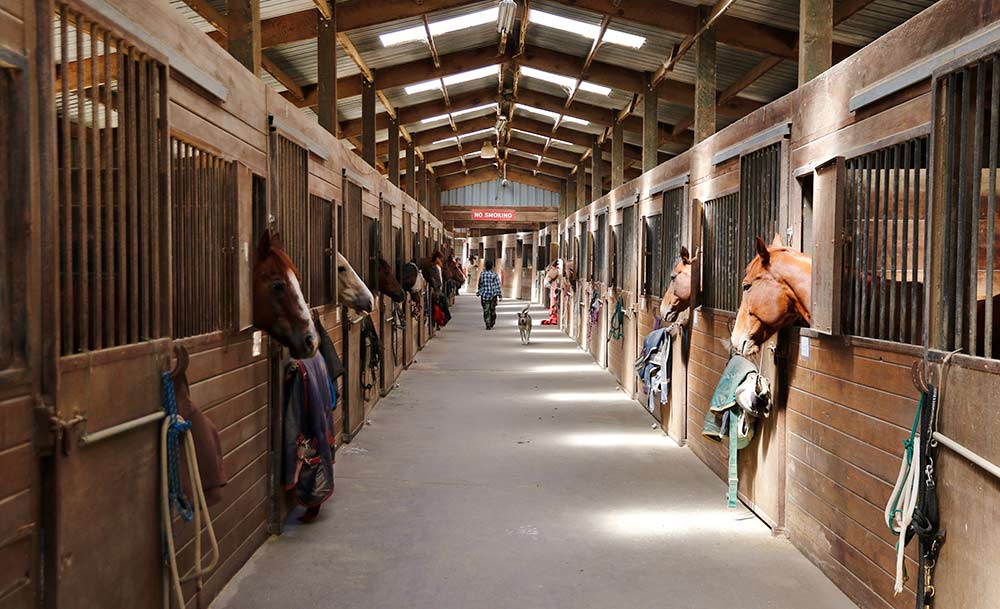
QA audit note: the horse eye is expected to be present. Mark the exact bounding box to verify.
[271,281,285,292]
[670,273,677,281]
[742,283,752,292]
[338,266,346,273]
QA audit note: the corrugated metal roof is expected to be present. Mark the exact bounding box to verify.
[166,0,939,189]
[442,180,560,207]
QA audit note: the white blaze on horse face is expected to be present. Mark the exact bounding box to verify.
[286,269,312,324]
[337,253,374,312]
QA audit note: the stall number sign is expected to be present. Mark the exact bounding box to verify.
[471,209,515,221]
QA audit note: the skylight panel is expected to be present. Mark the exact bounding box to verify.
[380,7,498,47]
[459,127,496,140]
[420,103,497,125]
[528,9,645,49]
[578,81,612,96]
[517,104,589,126]
[405,65,499,95]
[519,66,612,97]
[431,127,495,146]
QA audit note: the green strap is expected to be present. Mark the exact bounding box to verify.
[728,411,739,508]
[609,298,624,340]
[885,393,924,530]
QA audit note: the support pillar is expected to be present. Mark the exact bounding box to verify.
[576,164,586,209]
[317,6,337,136]
[406,142,416,197]
[361,77,376,168]
[419,157,428,206]
[591,136,603,200]
[612,117,624,187]
[643,73,658,172]
[388,117,400,187]
[694,7,717,145]
[226,0,261,76]
[798,0,833,85]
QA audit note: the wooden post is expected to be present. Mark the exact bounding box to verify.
[612,116,624,188]
[798,0,833,85]
[576,164,587,209]
[317,6,338,136]
[591,135,603,200]
[643,73,658,172]
[406,142,416,197]
[694,7,717,144]
[227,0,261,76]
[419,158,428,205]
[362,77,376,168]
[388,117,400,187]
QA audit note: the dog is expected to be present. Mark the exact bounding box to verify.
[518,307,532,345]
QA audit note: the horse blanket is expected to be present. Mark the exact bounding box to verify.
[283,353,336,508]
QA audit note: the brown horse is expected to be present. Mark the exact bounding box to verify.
[378,257,406,302]
[399,261,427,295]
[443,255,466,287]
[253,230,319,359]
[731,235,812,356]
[416,253,444,293]
[337,252,374,313]
[659,246,696,322]
[544,258,577,291]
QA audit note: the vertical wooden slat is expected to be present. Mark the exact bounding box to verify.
[969,61,986,355]
[955,68,972,349]
[75,12,89,352]
[912,138,923,346]
[101,30,114,346]
[90,24,103,349]
[987,59,999,359]
[900,141,911,343]
[126,53,139,342]
[859,153,870,337]
[115,40,126,345]
[151,61,162,338]
[59,7,73,354]
[942,73,958,347]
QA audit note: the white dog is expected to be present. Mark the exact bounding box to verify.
[518,307,532,345]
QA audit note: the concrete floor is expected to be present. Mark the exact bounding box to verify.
[212,295,857,609]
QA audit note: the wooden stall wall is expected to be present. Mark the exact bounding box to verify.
[24,1,451,607]
[555,2,1000,609]
[0,1,42,606]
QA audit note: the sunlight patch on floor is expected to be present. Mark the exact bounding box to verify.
[559,431,678,448]
[596,507,763,538]
[543,391,631,402]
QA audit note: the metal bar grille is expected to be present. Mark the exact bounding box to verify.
[739,143,782,270]
[595,214,607,283]
[345,181,364,281]
[643,215,662,296]
[842,136,927,345]
[661,187,685,292]
[270,132,310,306]
[363,215,379,293]
[55,3,169,354]
[935,56,1000,358]
[611,224,621,289]
[308,195,334,306]
[505,247,515,269]
[0,67,25,370]
[578,222,588,283]
[702,193,739,311]
[170,138,237,338]
[623,206,636,291]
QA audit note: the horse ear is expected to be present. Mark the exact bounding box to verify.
[270,231,285,251]
[771,232,784,248]
[756,236,771,267]
[257,229,271,261]
[679,246,690,263]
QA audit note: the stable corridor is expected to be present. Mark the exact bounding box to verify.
[212,297,856,609]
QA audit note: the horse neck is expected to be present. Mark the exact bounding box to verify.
[772,251,812,322]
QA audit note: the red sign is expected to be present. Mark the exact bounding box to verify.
[470,208,516,221]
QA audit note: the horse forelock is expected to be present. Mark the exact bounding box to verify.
[258,245,301,280]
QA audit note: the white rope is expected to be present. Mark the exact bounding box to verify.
[885,431,920,594]
[161,415,220,609]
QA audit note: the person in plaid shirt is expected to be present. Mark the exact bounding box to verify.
[476,259,502,329]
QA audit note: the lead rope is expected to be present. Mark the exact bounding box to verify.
[609,297,624,341]
[161,372,219,609]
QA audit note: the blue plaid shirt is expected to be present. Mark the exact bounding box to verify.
[477,270,502,299]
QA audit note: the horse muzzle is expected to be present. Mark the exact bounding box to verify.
[287,327,319,359]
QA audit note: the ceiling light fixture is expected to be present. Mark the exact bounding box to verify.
[497,0,518,35]
[481,140,497,158]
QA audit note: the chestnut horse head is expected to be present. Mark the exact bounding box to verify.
[378,257,406,302]
[731,235,812,356]
[660,246,696,322]
[544,258,577,290]
[417,255,443,293]
[337,252,374,314]
[442,254,466,286]
[253,230,319,359]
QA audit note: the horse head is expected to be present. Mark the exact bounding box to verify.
[443,255,466,286]
[378,257,406,302]
[660,246,696,322]
[544,258,577,291]
[732,235,812,356]
[337,252,374,314]
[253,230,319,359]
[417,256,443,293]
[399,261,426,295]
